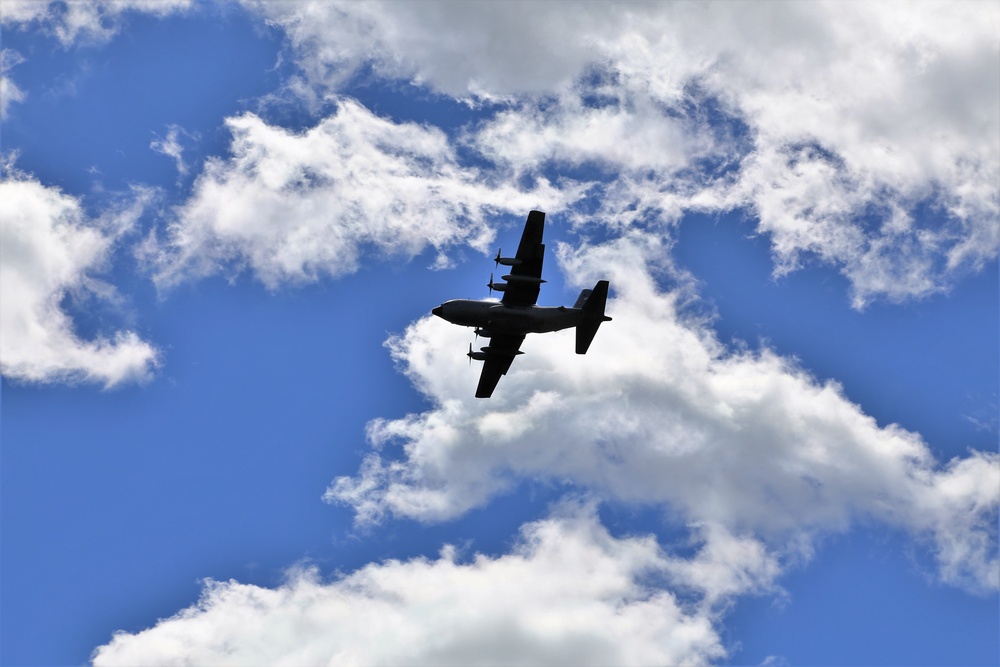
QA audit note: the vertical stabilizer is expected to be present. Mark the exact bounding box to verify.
[575,280,612,354]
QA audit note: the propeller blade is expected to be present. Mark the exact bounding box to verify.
[494,248,501,268]
[487,272,494,297]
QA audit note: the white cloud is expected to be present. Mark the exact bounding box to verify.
[1,0,194,46]
[328,232,998,593]
[0,49,27,119]
[150,99,585,289]
[477,2,1000,307]
[92,504,747,667]
[149,124,194,177]
[250,0,999,306]
[8,3,994,305]
[241,0,646,98]
[0,171,159,387]
[471,87,719,179]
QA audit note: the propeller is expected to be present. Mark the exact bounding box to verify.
[487,272,494,297]
[494,248,502,268]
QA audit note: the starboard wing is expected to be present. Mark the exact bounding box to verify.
[500,210,545,307]
[475,333,525,398]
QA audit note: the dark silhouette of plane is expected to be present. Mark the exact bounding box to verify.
[432,210,612,398]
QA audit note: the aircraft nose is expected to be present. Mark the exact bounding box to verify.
[432,305,444,317]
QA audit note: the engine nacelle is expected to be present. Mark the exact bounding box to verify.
[488,282,507,292]
[494,249,522,267]
[474,328,494,338]
[502,274,546,284]
[481,347,524,356]
[467,351,489,361]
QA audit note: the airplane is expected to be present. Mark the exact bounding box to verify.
[431,210,612,398]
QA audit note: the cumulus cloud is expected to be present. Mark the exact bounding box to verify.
[0,170,159,387]
[474,2,999,307]
[93,503,758,667]
[241,0,648,98]
[471,83,729,182]
[328,232,998,592]
[248,0,999,306]
[150,98,585,289]
[1,0,194,46]
[31,2,984,306]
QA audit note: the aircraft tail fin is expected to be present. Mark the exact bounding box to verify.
[576,280,612,354]
[572,288,593,309]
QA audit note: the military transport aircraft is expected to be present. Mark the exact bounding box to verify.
[431,210,612,398]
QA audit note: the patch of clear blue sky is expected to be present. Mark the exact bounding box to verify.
[2,5,996,666]
[727,526,1000,666]
[3,7,288,200]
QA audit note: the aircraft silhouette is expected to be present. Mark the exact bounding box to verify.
[432,210,612,398]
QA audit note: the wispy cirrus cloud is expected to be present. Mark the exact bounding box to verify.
[149,124,197,178]
[0,49,27,119]
[1,0,194,46]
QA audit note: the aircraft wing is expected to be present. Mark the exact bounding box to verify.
[500,210,545,307]
[475,334,526,398]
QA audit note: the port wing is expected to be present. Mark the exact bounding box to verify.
[475,334,525,398]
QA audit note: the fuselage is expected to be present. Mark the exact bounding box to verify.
[431,299,584,336]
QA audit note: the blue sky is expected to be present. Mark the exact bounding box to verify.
[1,2,997,665]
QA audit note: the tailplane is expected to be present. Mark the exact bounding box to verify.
[575,280,612,354]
